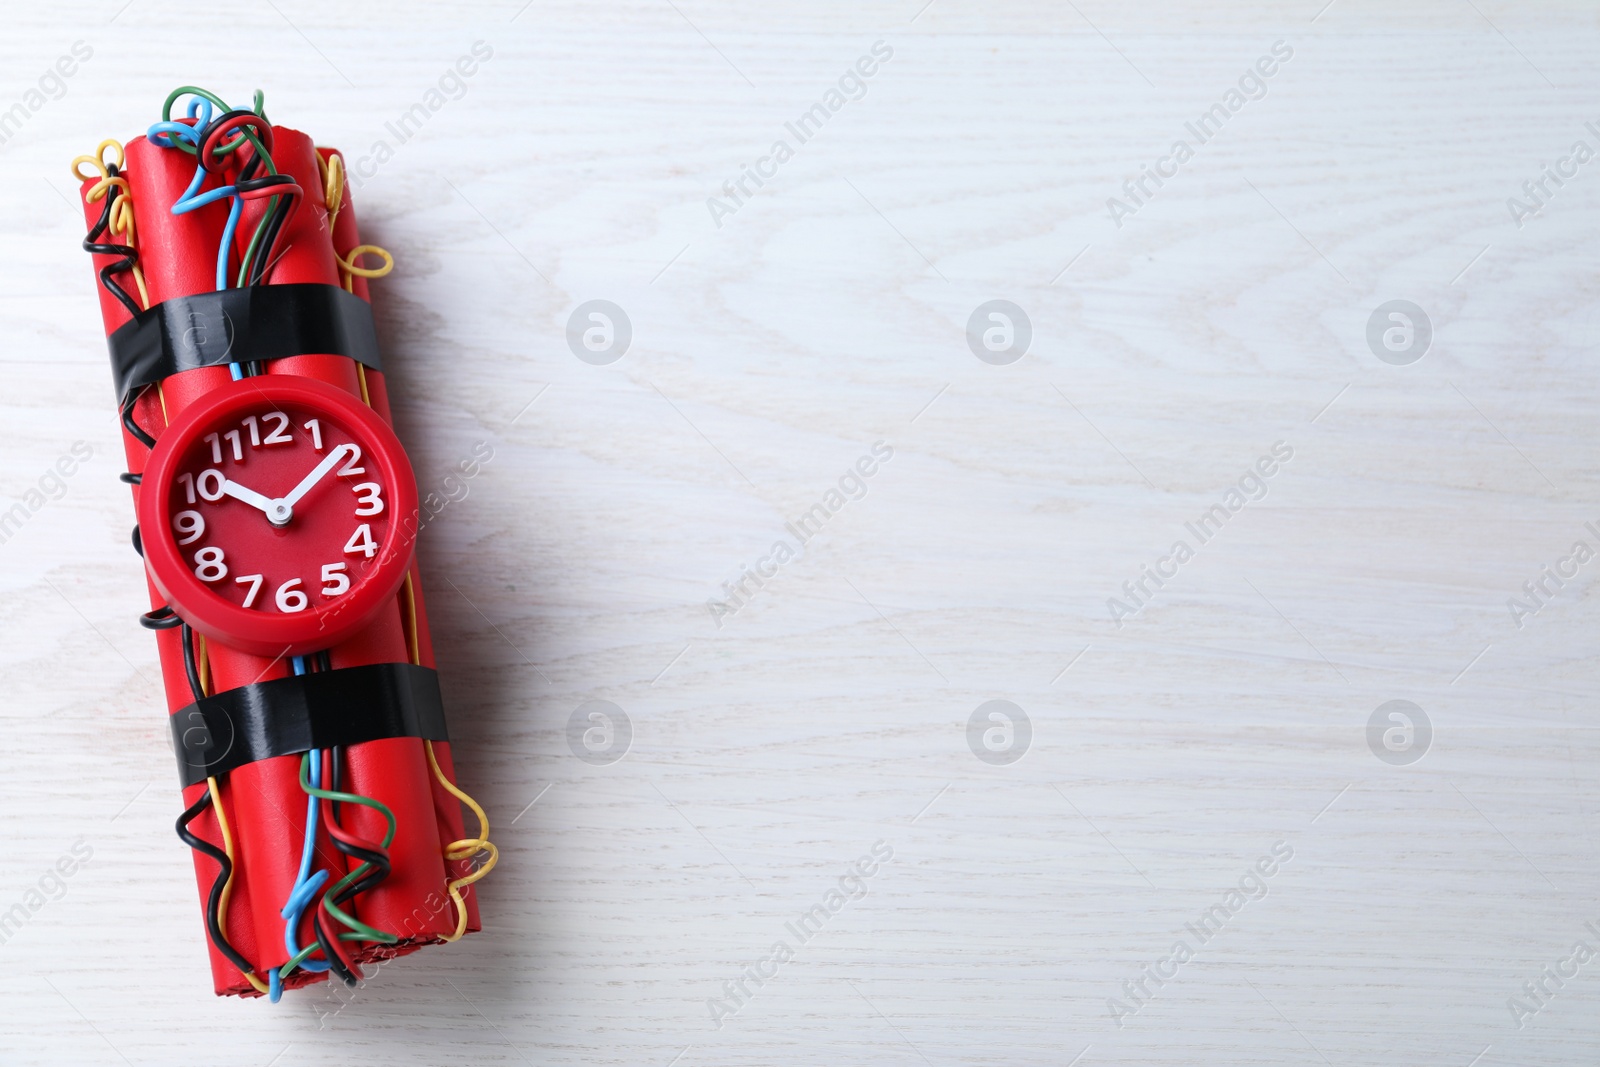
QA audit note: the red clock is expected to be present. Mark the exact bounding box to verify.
[139,376,420,657]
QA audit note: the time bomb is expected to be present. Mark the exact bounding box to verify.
[72,85,495,999]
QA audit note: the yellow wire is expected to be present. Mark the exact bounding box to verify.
[356,362,371,407]
[402,573,421,667]
[424,740,497,943]
[315,150,395,293]
[403,574,494,942]
[197,633,211,696]
[70,140,150,310]
[194,635,267,995]
[207,775,270,995]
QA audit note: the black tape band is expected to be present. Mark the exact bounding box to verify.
[170,662,447,788]
[108,284,382,402]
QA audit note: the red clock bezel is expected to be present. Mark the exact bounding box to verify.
[138,375,421,658]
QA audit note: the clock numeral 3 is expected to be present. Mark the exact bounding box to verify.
[352,482,384,516]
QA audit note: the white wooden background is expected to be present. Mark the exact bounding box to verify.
[2,1,1598,1064]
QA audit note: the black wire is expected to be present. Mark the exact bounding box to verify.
[175,789,259,982]
[80,162,142,318]
[131,524,142,558]
[120,388,157,449]
[118,471,142,485]
[325,744,394,917]
[179,622,205,703]
[196,109,269,173]
[139,605,183,630]
[312,911,360,987]
[247,191,294,286]
[329,743,343,823]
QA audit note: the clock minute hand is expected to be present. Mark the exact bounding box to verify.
[280,444,353,510]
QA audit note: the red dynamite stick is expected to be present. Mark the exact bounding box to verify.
[320,147,480,933]
[125,134,329,994]
[259,129,364,398]
[82,149,272,996]
[318,146,481,940]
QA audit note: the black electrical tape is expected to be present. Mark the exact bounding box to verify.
[169,662,447,787]
[106,283,383,403]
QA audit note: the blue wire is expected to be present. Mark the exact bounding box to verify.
[273,657,331,1000]
[147,95,248,377]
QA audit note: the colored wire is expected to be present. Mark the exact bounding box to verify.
[400,574,497,940]
[147,97,244,292]
[274,656,331,1001]
[402,573,421,666]
[424,740,498,942]
[147,88,303,304]
[316,151,394,293]
[402,575,496,942]
[138,605,182,630]
[208,775,270,995]
[119,389,156,449]
[178,623,204,704]
[303,750,395,986]
[175,789,264,992]
[71,140,150,313]
[301,755,398,945]
[169,621,269,994]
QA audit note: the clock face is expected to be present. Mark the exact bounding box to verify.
[139,376,419,657]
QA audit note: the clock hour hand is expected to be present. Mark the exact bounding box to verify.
[279,444,353,512]
[220,478,275,515]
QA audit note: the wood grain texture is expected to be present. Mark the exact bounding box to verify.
[2,1,1598,1064]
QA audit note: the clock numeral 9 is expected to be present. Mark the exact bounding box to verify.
[321,562,350,597]
[352,482,384,516]
[275,579,309,613]
[172,510,205,545]
[193,546,227,582]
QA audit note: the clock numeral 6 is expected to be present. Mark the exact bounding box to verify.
[275,579,309,613]
[352,482,384,516]
[321,562,350,597]
[344,523,378,558]
[173,510,206,546]
[193,546,228,582]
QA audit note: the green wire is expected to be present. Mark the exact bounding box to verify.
[290,753,400,952]
[158,85,283,286]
